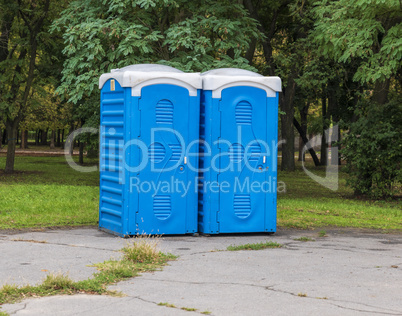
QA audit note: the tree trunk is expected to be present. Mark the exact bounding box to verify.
[0,129,2,149]
[35,130,39,146]
[279,72,297,171]
[50,130,55,149]
[56,129,61,147]
[320,96,329,166]
[244,0,281,76]
[327,79,341,165]
[245,38,257,64]
[372,79,390,105]
[331,124,341,165]
[79,141,85,164]
[4,120,18,174]
[293,118,321,166]
[69,124,74,155]
[227,48,235,59]
[297,103,309,161]
[2,0,51,173]
[20,130,28,149]
[1,129,6,145]
[41,128,48,145]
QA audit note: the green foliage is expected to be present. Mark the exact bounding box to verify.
[0,0,66,121]
[341,98,402,198]
[311,0,402,84]
[52,0,261,104]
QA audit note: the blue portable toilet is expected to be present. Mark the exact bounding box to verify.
[98,64,202,236]
[198,68,282,234]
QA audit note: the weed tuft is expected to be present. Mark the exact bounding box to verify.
[181,307,197,311]
[318,230,327,237]
[227,241,282,251]
[122,236,170,264]
[158,302,176,308]
[201,311,212,315]
[298,293,307,297]
[41,273,75,291]
[294,236,315,242]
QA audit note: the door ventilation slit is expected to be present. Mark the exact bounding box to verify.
[234,194,251,219]
[169,144,182,161]
[153,195,171,220]
[156,99,174,124]
[235,101,252,125]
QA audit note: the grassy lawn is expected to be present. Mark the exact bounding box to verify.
[277,161,401,231]
[0,156,99,229]
[0,156,400,231]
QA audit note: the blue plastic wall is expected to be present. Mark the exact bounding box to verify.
[99,79,128,236]
[99,80,200,236]
[198,86,278,234]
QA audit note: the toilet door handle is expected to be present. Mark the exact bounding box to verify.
[263,156,266,164]
[184,156,187,164]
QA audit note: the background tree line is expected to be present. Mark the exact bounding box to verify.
[0,0,401,198]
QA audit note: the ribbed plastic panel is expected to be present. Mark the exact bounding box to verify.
[153,195,172,220]
[99,85,125,235]
[235,101,252,125]
[234,194,251,219]
[156,99,174,124]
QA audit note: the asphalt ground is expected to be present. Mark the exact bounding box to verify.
[1,228,401,316]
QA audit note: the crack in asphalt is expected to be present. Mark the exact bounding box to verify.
[284,242,400,254]
[137,277,402,315]
[8,302,27,315]
[2,238,120,252]
[71,296,126,316]
[132,295,213,315]
[328,302,402,315]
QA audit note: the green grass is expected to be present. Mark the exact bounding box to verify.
[0,237,176,306]
[0,156,400,231]
[158,302,176,308]
[227,241,282,251]
[294,236,315,242]
[0,156,99,229]
[277,161,401,231]
[318,230,327,237]
[181,307,197,311]
[158,303,202,312]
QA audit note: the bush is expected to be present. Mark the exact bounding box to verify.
[341,98,401,199]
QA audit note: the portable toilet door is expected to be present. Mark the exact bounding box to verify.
[199,68,282,234]
[99,64,202,236]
